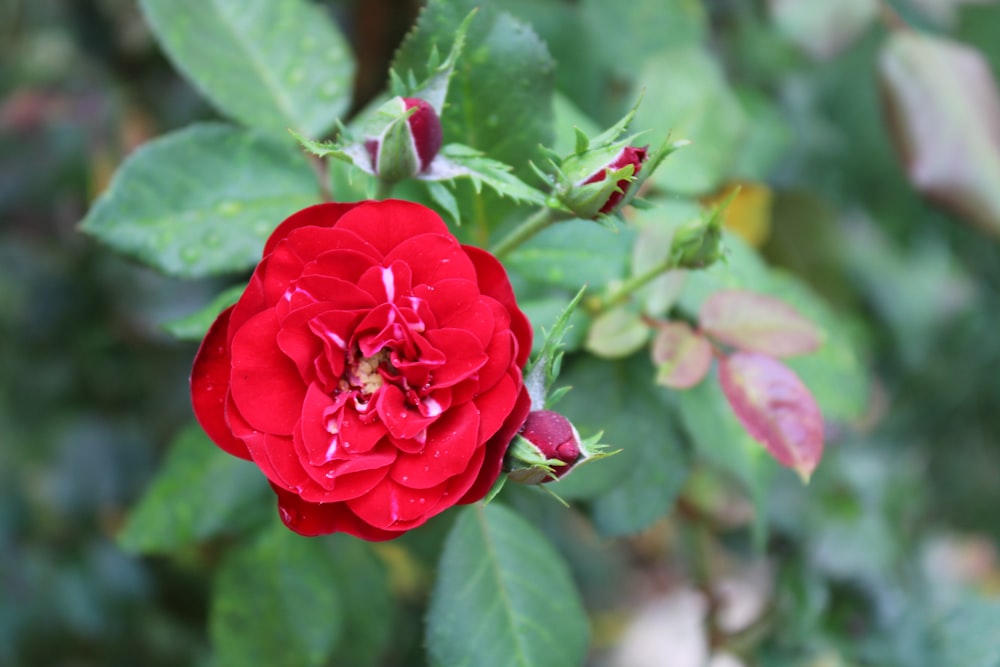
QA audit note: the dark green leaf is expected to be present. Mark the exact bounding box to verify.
[211,524,342,667]
[162,284,245,341]
[505,219,635,291]
[581,0,707,73]
[80,124,319,278]
[325,538,393,667]
[633,46,749,196]
[932,599,1000,667]
[426,503,589,667]
[117,423,268,554]
[551,356,689,537]
[140,0,353,135]
[393,0,555,171]
[676,367,777,534]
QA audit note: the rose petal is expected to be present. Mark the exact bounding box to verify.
[229,310,306,435]
[463,244,533,366]
[347,477,448,528]
[377,384,439,440]
[245,432,310,492]
[357,260,413,306]
[459,385,532,504]
[226,271,267,345]
[271,483,399,541]
[191,306,250,459]
[473,371,519,444]
[384,233,477,285]
[263,203,361,256]
[337,403,387,454]
[334,199,450,256]
[303,249,380,284]
[424,328,489,388]
[289,275,376,311]
[417,279,495,345]
[298,383,344,467]
[388,401,481,489]
[475,329,516,392]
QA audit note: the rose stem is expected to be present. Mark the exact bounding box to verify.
[375,179,394,200]
[595,254,679,312]
[489,206,561,259]
[308,154,333,203]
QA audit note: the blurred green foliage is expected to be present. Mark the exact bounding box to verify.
[4,0,1000,665]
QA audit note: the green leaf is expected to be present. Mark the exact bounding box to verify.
[633,46,749,196]
[771,0,877,60]
[426,503,589,667]
[581,0,707,74]
[162,284,245,341]
[550,356,689,537]
[117,423,268,554]
[931,599,1000,667]
[584,306,650,359]
[423,144,547,206]
[140,0,354,136]
[325,538,393,667]
[211,523,343,667]
[80,124,319,278]
[519,296,589,357]
[393,0,555,171]
[506,219,635,291]
[676,367,778,539]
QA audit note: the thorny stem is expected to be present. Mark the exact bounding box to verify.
[308,154,333,203]
[490,206,563,259]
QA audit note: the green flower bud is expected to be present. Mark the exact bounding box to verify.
[364,97,443,183]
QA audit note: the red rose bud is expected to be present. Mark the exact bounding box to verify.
[505,410,583,484]
[365,96,443,183]
[583,145,648,214]
[558,144,649,218]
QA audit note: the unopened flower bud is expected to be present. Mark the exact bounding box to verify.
[365,96,443,183]
[505,410,583,484]
[583,145,648,214]
[672,213,724,269]
[558,145,648,218]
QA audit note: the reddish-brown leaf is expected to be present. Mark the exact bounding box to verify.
[879,30,1000,234]
[651,321,713,389]
[718,351,824,482]
[699,289,823,357]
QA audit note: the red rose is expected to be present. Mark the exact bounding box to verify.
[191,200,532,540]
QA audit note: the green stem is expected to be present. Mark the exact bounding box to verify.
[490,206,561,259]
[596,253,678,312]
[375,179,395,201]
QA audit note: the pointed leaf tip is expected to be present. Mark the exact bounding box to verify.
[718,351,824,478]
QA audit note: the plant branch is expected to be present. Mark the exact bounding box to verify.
[307,154,332,203]
[490,206,562,259]
[596,254,679,313]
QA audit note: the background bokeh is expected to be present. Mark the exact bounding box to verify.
[3,1,1000,665]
